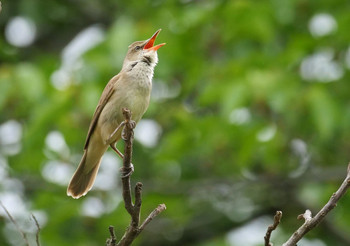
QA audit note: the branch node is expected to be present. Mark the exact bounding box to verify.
[297,209,312,222]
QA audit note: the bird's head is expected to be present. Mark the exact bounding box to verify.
[123,29,165,69]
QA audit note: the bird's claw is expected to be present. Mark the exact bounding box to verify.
[121,130,127,140]
[128,120,136,129]
[120,163,134,178]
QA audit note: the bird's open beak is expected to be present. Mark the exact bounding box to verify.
[144,29,166,51]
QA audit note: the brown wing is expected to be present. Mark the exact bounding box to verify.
[84,74,121,149]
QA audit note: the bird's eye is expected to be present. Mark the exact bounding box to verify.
[135,46,141,51]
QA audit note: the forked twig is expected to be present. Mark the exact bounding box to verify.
[106,108,166,246]
[0,201,29,246]
[281,163,350,246]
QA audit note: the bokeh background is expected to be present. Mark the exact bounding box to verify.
[1,0,350,245]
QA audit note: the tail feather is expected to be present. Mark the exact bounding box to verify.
[67,150,102,199]
[68,130,109,199]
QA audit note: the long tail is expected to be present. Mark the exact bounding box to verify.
[67,140,108,199]
[66,151,98,199]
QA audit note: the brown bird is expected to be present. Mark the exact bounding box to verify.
[67,29,165,199]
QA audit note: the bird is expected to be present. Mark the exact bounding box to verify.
[67,29,165,199]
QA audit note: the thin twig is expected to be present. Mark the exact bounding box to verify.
[282,162,350,246]
[0,201,29,246]
[133,182,143,224]
[106,225,117,246]
[134,182,143,208]
[139,204,167,231]
[31,213,41,246]
[264,211,282,246]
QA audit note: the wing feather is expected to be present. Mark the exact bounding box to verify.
[84,74,121,149]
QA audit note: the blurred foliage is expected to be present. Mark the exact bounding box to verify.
[1,0,350,245]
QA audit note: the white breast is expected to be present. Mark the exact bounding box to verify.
[129,61,154,87]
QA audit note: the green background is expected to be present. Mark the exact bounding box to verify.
[1,0,350,245]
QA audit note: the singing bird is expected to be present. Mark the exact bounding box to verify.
[67,29,165,199]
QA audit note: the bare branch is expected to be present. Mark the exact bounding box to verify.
[107,108,166,246]
[31,213,41,246]
[0,201,29,246]
[282,163,350,246]
[264,211,282,246]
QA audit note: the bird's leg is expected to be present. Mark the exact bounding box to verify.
[107,121,125,144]
[109,143,134,178]
[109,143,124,159]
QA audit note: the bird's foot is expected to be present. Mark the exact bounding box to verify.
[128,120,136,129]
[122,120,136,140]
[120,163,134,178]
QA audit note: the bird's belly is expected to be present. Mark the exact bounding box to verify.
[99,82,151,143]
[113,83,151,122]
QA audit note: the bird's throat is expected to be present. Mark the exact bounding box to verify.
[128,60,154,87]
